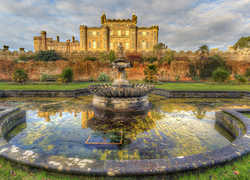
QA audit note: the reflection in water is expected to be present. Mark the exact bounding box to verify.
[3,95,249,160]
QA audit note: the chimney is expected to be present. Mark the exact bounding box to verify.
[3,45,9,51]
[57,36,59,42]
[72,36,75,42]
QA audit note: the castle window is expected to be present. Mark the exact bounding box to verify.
[117,42,121,46]
[61,45,66,50]
[93,40,96,49]
[154,31,156,35]
[127,24,128,26]
[126,31,129,35]
[139,32,141,35]
[48,47,50,50]
[154,36,156,41]
[103,31,106,34]
[138,42,141,49]
[89,32,91,35]
[142,40,146,49]
[82,43,84,48]
[97,32,99,35]
[51,47,54,50]
[147,32,149,35]
[118,24,120,27]
[39,46,41,50]
[89,42,91,49]
[118,30,121,36]
[97,42,100,49]
[147,42,149,49]
[132,37,134,41]
[133,43,134,48]
[110,24,112,26]
[110,42,113,49]
[143,32,146,35]
[81,31,84,35]
[73,46,75,50]
[110,31,113,35]
[125,43,129,49]
[104,42,105,48]
[133,31,135,34]
[93,31,96,36]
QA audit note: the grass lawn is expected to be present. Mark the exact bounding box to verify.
[1,153,250,180]
[155,83,250,92]
[0,82,249,91]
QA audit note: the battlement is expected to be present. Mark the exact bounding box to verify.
[138,25,159,30]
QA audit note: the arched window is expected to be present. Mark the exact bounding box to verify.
[93,40,96,49]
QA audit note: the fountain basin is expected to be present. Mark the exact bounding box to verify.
[0,95,249,176]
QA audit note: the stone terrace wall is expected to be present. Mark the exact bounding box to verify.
[1,47,250,62]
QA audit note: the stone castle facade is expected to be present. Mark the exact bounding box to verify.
[33,13,159,53]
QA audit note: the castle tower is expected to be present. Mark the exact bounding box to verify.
[41,31,47,51]
[79,25,87,52]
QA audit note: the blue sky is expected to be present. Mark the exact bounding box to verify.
[0,0,249,51]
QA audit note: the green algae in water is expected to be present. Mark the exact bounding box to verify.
[4,95,249,160]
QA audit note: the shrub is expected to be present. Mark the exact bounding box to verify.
[108,50,116,63]
[12,69,28,83]
[141,56,158,63]
[89,76,94,82]
[212,68,230,83]
[97,72,110,82]
[143,64,159,82]
[234,74,243,80]
[237,76,247,83]
[61,67,73,83]
[40,74,58,81]
[36,50,62,61]
[162,50,175,64]
[99,52,108,62]
[19,54,36,61]
[83,56,97,61]
[245,68,250,77]
[189,54,227,79]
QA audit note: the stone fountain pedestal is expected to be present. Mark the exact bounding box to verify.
[88,43,154,111]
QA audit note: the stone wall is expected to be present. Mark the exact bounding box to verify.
[1,46,250,62]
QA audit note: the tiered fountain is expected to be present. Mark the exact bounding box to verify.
[88,43,154,113]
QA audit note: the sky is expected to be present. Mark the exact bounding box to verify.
[0,0,249,51]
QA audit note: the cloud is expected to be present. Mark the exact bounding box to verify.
[0,0,249,51]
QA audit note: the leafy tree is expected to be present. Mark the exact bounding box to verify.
[35,50,62,61]
[153,43,168,60]
[143,64,159,82]
[233,36,250,49]
[212,68,230,83]
[189,54,227,79]
[12,69,28,83]
[108,50,116,63]
[61,67,73,83]
[162,50,175,64]
[197,45,209,59]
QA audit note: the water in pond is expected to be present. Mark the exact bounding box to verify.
[2,95,249,160]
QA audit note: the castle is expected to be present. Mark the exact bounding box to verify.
[33,13,159,53]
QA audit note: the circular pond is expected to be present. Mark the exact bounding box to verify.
[2,95,249,161]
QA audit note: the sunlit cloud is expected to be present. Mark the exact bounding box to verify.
[0,0,249,51]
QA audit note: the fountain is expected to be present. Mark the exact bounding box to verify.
[87,43,154,112]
